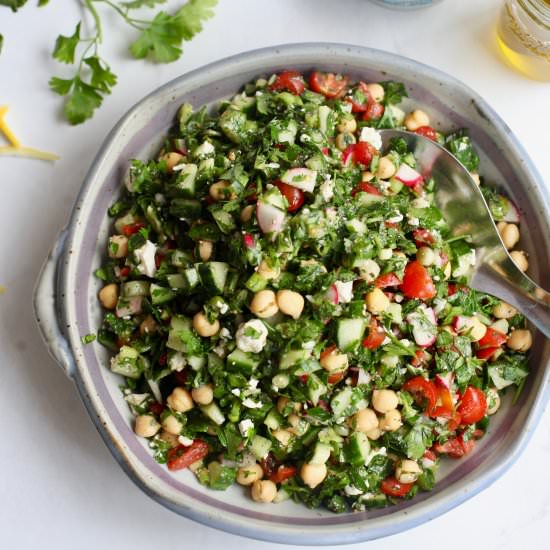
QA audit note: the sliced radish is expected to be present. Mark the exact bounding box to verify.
[407,305,437,347]
[325,284,339,305]
[453,315,473,332]
[334,280,354,304]
[281,167,317,193]
[243,233,255,249]
[116,296,142,318]
[502,196,520,223]
[395,163,423,187]
[435,372,454,390]
[491,319,509,334]
[256,201,285,234]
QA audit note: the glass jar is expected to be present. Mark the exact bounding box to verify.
[497,0,550,81]
[368,0,443,8]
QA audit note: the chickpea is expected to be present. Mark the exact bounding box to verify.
[250,290,279,318]
[192,312,220,337]
[395,459,422,484]
[507,328,533,351]
[416,246,435,266]
[134,414,161,438]
[320,350,349,374]
[287,413,305,435]
[251,480,277,503]
[337,115,357,134]
[162,414,184,435]
[335,132,357,151]
[276,289,304,319]
[366,288,390,314]
[468,317,488,342]
[139,315,157,335]
[240,204,255,223]
[378,409,402,432]
[166,387,194,413]
[350,408,378,433]
[227,149,237,162]
[258,259,280,280]
[361,171,374,182]
[404,109,430,132]
[191,384,214,406]
[209,180,235,201]
[372,389,399,414]
[108,235,128,259]
[510,250,528,272]
[376,156,396,180]
[159,151,184,172]
[98,283,119,310]
[276,396,301,415]
[300,463,327,489]
[236,463,263,486]
[272,429,293,447]
[198,240,213,262]
[366,427,383,440]
[366,82,385,103]
[357,259,380,282]
[486,388,501,415]
[158,430,179,447]
[493,301,517,319]
[497,222,520,250]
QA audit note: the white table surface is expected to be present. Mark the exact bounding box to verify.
[1,1,549,548]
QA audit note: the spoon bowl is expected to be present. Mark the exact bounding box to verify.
[380,129,550,337]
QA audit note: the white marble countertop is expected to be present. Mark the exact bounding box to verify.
[1,1,549,548]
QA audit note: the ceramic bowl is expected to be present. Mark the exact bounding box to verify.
[33,43,550,545]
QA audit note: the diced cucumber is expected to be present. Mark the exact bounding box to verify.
[219,108,257,144]
[389,178,404,194]
[279,349,312,370]
[249,434,272,460]
[305,154,326,172]
[198,262,229,294]
[114,211,138,234]
[318,427,344,445]
[166,273,186,289]
[262,186,287,210]
[183,267,200,290]
[169,198,202,219]
[166,316,192,352]
[307,373,327,406]
[174,164,197,197]
[145,204,163,236]
[275,91,303,107]
[344,432,370,466]
[200,402,225,425]
[331,387,353,419]
[187,222,221,242]
[318,105,333,135]
[231,92,256,112]
[336,318,366,352]
[150,284,176,305]
[226,349,259,376]
[171,249,193,267]
[277,119,298,144]
[110,345,143,379]
[386,302,403,324]
[211,209,236,234]
[121,280,150,297]
[245,272,268,292]
[356,192,385,205]
[345,219,367,234]
[187,355,206,371]
[363,493,388,509]
[264,408,283,430]
[309,442,332,465]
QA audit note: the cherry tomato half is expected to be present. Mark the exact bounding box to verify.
[477,327,507,349]
[347,141,376,166]
[351,181,381,197]
[362,319,386,350]
[412,228,436,246]
[415,126,437,141]
[375,272,402,288]
[434,434,475,458]
[167,440,209,471]
[309,71,349,98]
[457,386,487,425]
[345,82,370,112]
[403,376,438,415]
[269,70,305,95]
[122,222,145,236]
[363,102,385,121]
[328,371,346,385]
[269,464,297,484]
[274,180,305,212]
[476,346,499,360]
[380,476,414,497]
[400,260,437,300]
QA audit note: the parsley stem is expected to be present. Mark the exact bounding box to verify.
[96,0,147,30]
[85,0,103,44]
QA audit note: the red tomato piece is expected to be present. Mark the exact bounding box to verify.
[412,228,436,246]
[403,376,438,415]
[353,141,376,166]
[269,70,305,95]
[345,82,370,112]
[122,222,145,236]
[309,71,349,98]
[375,272,402,288]
[275,180,305,212]
[119,266,130,278]
[457,386,487,425]
[362,319,386,349]
[351,181,381,197]
[423,449,437,462]
[400,260,437,300]
[380,476,414,497]
[148,401,164,416]
[411,349,429,367]
[477,327,507,349]
[320,344,337,361]
[328,371,346,385]
[415,126,437,141]
[476,346,499,360]
[363,102,384,121]
[434,434,474,458]
[167,440,209,471]
[298,374,309,384]
[269,465,297,484]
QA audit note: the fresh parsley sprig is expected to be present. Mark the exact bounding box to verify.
[48,0,217,125]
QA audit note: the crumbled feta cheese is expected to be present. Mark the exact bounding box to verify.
[217,302,229,315]
[382,336,391,345]
[400,339,412,347]
[411,197,430,209]
[238,419,254,437]
[394,293,404,303]
[357,369,371,385]
[124,393,150,412]
[178,435,194,447]
[172,163,188,172]
[365,446,387,466]
[325,207,338,221]
[344,485,364,496]
[248,378,259,390]
[231,388,241,397]
[242,398,263,409]
[236,319,268,353]
[320,178,334,201]
[302,340,316,350]
[378,179,390,191]
[453,249,476,278]
[134,240,157,278]
[387,212,404,223]
[169,352,186,372]
[213,344,226,358]
[334,280,354,303]
[433,298,447,315]
[359,127,382,150]
[265,162,280,169]
[378,248,393,261]
[407,214,420,226]
[194,140,215,158]
[219,327,231,339]
[300,133,311,143]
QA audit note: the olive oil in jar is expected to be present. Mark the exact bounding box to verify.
[497,0,550,81]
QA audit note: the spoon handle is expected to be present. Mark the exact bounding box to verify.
[473,254,550,338]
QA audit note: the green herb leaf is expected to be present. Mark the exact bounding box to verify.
[0,0,28,12]
[122,0,166,8]
[64,77,103,125]
[52,22,81,64]
[381,81,408,105]
[84,56,117,93]
[49,76,74,95]
[0,34,3,55]
[444,130,480,172]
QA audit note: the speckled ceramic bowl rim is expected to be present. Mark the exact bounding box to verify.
[34,43,550,545]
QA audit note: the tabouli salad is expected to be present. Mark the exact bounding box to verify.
[92,70,533,512]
